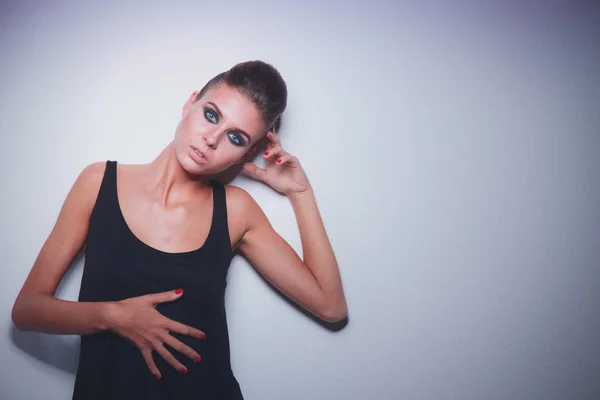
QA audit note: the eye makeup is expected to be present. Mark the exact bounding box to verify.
[203,106,247,147]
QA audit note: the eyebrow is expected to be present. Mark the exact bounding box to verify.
[206,101,252,143]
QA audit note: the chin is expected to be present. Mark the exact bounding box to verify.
[182,160,204,175]
[182,156,233,178]
[174,149,203,175]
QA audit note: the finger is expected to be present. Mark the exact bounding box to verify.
[275,153,296,166]
[167,318,207,340]
[264,138,274,152]
[146,288,184,305]
[141,349,162,380]
[263,145,284,162]
[161,332,202,363]
[153,342,189,374]
[266,130,281,146]
[242,163,267,181]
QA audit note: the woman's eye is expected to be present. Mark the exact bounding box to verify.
[228,132,244,146]
[204,109,218,123]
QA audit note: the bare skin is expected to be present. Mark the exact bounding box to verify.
[12,83,348,379]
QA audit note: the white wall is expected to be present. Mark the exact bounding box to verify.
[1,1,599,399]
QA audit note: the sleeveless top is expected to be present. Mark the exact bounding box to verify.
[72,160,244,399]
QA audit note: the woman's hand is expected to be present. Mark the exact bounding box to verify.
[106,289,206,379]
[243,130,311,195]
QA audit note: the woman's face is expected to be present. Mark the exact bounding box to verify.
[173,83,266,176]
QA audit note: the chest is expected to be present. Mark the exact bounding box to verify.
[116,173,244,254]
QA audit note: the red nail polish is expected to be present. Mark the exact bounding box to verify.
[154,374,161,380]
[180,367,188,374]
[175,288,183,295]
[277,159,282,164]
[264,152,269,156]
[193,355,201,362]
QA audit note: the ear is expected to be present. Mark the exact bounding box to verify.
[182,91,198,117]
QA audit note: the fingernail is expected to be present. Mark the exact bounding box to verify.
[193,355,201,362]
[277,159,282,164]
[180,367,188,374]
[154,373,161,380]
[264,152,269,156]
[175,288,183,295]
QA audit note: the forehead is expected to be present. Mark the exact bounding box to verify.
[198,84,265,140]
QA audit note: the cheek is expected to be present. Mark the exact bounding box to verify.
[178,112,211,136]
[181,116,199,135]
[215,147,245,164]
[175,117,191,140]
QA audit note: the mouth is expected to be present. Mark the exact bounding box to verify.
[190,145,208,164]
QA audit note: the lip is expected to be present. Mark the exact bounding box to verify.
[189,145,208,164]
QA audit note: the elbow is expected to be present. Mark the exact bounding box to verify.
[11,295,34,331]
[318,299,348,323]
[322,310,347,323]
[11,302,26,331]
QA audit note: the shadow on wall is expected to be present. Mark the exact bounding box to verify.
[10,248,85,376]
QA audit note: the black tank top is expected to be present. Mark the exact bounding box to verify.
[72,160,244,399]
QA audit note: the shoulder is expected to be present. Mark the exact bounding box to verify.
[75,161,107,193]
[68,161,108,215]
[224,184,253,204]
[224,184,260,214]
[224,184,269,229]
[79,161,107,181]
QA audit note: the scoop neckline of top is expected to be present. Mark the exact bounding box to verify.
[112,161,216,256]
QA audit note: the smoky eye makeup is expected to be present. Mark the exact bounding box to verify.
[228,132,245,146]
[204,107,218,123]
[203,106,247,147]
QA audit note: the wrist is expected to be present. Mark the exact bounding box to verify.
[97,301,121,332]
[287,186,313,199]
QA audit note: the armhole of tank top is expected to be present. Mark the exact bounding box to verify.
[88,160,114,228]
[213,180,233,256]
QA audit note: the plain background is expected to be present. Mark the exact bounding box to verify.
[1,1,599,399]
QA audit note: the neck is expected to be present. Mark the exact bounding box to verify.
[145,141,210,207]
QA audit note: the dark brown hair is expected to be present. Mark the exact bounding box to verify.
[195,60,287,131]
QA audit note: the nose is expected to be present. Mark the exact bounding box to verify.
[203,130,220,149]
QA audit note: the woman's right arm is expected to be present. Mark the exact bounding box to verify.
[11,162,207,377]
[11,162,111,334]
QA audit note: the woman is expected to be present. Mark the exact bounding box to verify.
[11,60,348,399]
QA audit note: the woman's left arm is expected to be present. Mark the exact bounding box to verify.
[239,131,348,323]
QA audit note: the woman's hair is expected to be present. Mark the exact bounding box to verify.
[195,60,287,131]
